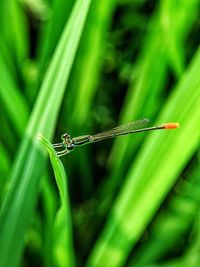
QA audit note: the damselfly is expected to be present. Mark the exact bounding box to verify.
[53,118,179,157]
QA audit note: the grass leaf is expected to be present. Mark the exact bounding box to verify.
[38,134,75,267]
[86,47,200,267]
[0,1,91,266]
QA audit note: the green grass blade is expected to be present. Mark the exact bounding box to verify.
[108,0,199,186]
[0,0,29,68]
[0,144,10,200]
[0,55,29,135]
[130,161,200,266]
[38,134,75,267]
[40,175,57,267]
[37,0,74,70]
[26,1,74,102]
[66,0,116,131]
[0,1,91,267]
[86,47,200,267]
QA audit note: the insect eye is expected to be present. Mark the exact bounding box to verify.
[67,143,75,150]
[61,133,70,141]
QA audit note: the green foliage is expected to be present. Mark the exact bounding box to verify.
[38,134,75,267]
[0,0,200,267]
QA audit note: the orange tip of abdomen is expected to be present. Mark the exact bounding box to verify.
[163,122,180,129]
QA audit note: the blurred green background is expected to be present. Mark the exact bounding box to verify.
[0,0,200,267]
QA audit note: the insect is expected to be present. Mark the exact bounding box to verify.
[53,118,179,157]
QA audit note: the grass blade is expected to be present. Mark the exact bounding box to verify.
[38,134,75,267]
[0,0,29,69]
[86,47,200,267]
[108,0,199,186]
[0,1,91,266]
[0,55,29,136]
